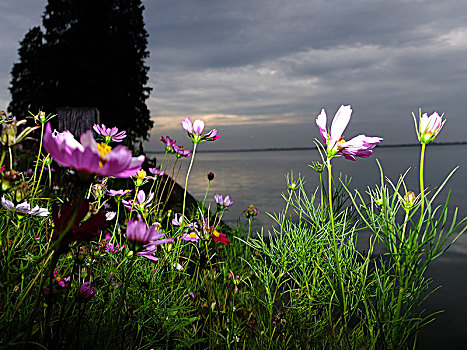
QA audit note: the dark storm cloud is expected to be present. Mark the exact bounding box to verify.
[142,0,467,151]
[1,0,466,150]
[146,0,466,69]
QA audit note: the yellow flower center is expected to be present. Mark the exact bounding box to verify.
[97,142,112,157]
[137,169,147,179]
[212,230,220,237]
[336,136,346,149]
[189,232,197,239]
[97,142,112,168]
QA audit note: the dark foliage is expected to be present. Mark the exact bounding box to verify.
[9,0,153,144]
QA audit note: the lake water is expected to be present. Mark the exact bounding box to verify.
[162,144,467,349]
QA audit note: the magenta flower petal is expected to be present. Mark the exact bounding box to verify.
[138,253,159,262]
[316,109,329,144]
[182,118,194,133]
[338,135,383,161]
[80,130,99,152]
[330,105,352,143]
[126,219,174,261]
[100,146,145,178]
[1,196,15,211]
[78,282,97,300]
[203,129,221,141]
[192,119,205,135]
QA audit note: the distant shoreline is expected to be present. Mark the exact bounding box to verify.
[145,141,467,155]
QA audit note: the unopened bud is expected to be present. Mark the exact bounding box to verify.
[402,191,417,211]
[288,181,298,191]
[78,282,97,301]
[311,161,324,173]
[134,169,147,187]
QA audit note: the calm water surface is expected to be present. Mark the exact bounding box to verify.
[169,144,467,349]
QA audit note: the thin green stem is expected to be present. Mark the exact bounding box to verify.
[418,143,426,227]
[33,123,45,183]
[280,190,293,242]
[8,147,12,169]
[326,158,347,323]
[202,180,211,208]
[319,172,325,222]
[392,209,410,347]
[0,149,6,167]
[182,143,198,220]
[327,159,335,242]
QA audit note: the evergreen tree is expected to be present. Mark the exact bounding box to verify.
[9,27,45,117]
[9,0,153,144]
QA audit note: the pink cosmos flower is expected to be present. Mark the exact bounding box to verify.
[214,194,234,209]
[149,168,165,177]
[172,213,185,226]
[181,229,201,243]
[413,111,445,144]
[104,233,124,253]
[1,196,50,216]
[161,136,177,152]
[93,124,127,143]
[107,189,132,197]
[126,219,174,262]
[54,267,70,288]
[316,105,383,161]
[122,190,154,212]
[173,145,191,158]
[43,123,144,178]
[182,117,220,144]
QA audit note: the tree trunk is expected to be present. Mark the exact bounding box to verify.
[57,107,100,138]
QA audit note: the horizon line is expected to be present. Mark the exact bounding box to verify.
[144,141,467,154]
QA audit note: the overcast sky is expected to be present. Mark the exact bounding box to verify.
[1,0,466,151]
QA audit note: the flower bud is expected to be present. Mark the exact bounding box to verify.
[134,169,147,187]
[78,282,97,301]
[92,183,105,200]
[15,181,29,201]
[207,172,214,181]
[1,169,20,191]
[402,191,417,211]
[243,205,259,218]
[310,161,324,173]
[34,111,46,125]
[414,111,445,144]
[0,122,17,147]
